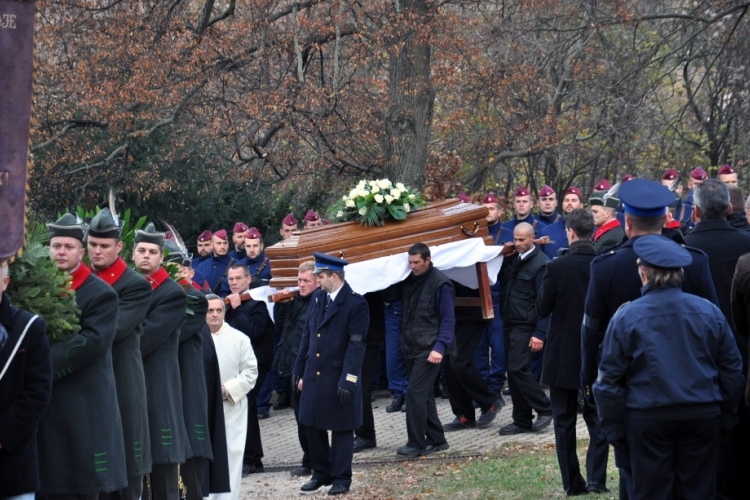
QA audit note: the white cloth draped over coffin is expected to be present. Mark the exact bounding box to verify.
[250,239,504,321]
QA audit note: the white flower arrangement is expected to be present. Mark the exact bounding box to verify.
[329,178,426,227]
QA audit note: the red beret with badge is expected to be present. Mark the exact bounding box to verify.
[245,227,262,240]
[233,222,249,233]
[564,186,582,200]
[690,167,708,180]
[481,193,499,204]
[662,169,679,181]
[594,178,611,191]
[197,230,213,242]
[538,185,555,197]
[621,174,634,182]
[282,213,298,226]
[305,210,320,222]
[213,229,228,240]
[718,164,736,176]
[514,186,531,198]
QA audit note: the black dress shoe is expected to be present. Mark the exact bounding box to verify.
[242,463,254,476]
[401,402,407,412]
[300,477,331,493]
[328,484,350,495]
[532,415,553,432]
[386,396,405,413]
[272,392,291,410]
[442,415,476,432]
[257,408,270,419]
[586,482,611,494]
[290,466,311,477]
[396,445,424,457]
[499,423,533,436]
[476,398,504,429]
[353,436,377,452]
[424,442,449,454]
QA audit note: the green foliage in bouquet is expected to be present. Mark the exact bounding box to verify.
[328,179,426,227]
[6,219,81,344]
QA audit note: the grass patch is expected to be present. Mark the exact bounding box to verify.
[357,440,619,499]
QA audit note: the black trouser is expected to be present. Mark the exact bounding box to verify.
[305,426,354,487]
[404,355,445,449]
[627,416,720,500]
[717,396,749,499]
[443,321,496,420]
[243,370,267,468]
[45,495,99,500]
[100,475,142,500]
[291,379,310,468]
[549,386,608,494]
[180,457,205,500]
[355,341,381,441]
[145,463,179,500]
[504,326,551,428]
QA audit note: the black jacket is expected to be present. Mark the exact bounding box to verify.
[273,291,313,378]
[0,295,52,498]
[536,240,596,389]
[685,218,750,369]
[225,297,274,373]
[728,211,750,234]
[499,245,549,335]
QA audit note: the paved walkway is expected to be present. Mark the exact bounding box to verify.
[256,390,589,469]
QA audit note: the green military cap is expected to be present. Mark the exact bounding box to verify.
[87,209,122,239]
[134,222,165,248]
[47,213,86,241]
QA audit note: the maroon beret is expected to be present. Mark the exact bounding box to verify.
[305,209,320,221]
[690,167,708,181]
[718,164,736,176]
[457,192,471,203]
[481,193,499,204]
[564,186,582,199]
[621,174,634,182]
[197,230,213,242]
[538,185,555,197]
[514,186,531,198]
[233,222,249,233]
[662,169,679,181]
[282,213,298,226]
[213,229,228,240]
[245,227,262,240]
[594,178,611,191]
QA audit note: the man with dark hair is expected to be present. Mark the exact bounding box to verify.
[398,243,455,456]
[279,214,298,241]
[273,261,319,477]
[582,179,718,499]
[195,230,234,297]
[88,209,153,500]
[727,185,750,233]
[0,262,52,500]
[243,228,271,290]
[223,264,274,475]
[229,222,248,261]
[192,230,213,269]
[541,186,583,259]
[684,178,750,499]
[40,214,128,498]
[293,253,368,495]
[133,223,188,500]
[497,223,552,436]
[536,209,609,495]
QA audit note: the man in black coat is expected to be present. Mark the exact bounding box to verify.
[133,223,188,500]
[498,222,552,436]
[536,209,609,495]
[0,263,52,500]
[224,264,274,475]
[293,253,369,496]
[88,209,153,500]
[727,185,750,234]
[40,214,128,497]
[353,292,385,452]
[684,179,750,500]
[273,261,319,477]
[165,241,213,500]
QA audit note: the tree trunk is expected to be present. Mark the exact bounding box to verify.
[382,0,434,189]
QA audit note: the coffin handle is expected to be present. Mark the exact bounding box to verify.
[461,222,480,237]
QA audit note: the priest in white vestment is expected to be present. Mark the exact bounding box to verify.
[205,294,258,500]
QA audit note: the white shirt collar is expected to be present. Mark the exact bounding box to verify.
[328,284,343,303]
[519,245,535,261]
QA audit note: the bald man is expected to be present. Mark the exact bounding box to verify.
[497,223,552,436]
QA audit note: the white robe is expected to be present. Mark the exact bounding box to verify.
[208,321,258,500]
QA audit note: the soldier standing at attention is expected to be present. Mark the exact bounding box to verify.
[537,185,561,225]
[293,253,369,495]
[133,223,188,500]
[501,186,547,239]
[40,214,127,499]
[195,229,234,297]
[192,230,213,270]
[581,179,719,499]
[229,223,248,261]
[279,213,298,240]
[88,209,153,500]
[541,186,583,259]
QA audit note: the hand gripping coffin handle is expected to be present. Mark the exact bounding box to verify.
[461,222,480,237]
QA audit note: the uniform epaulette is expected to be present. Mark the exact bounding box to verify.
[614,301,631,316]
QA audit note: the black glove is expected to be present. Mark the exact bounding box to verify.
[337,387,351,404]
[293,375,301,393]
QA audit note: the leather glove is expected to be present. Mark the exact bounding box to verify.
[337,387,351,404]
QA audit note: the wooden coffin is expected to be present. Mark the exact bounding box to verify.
[265,199,492,288]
